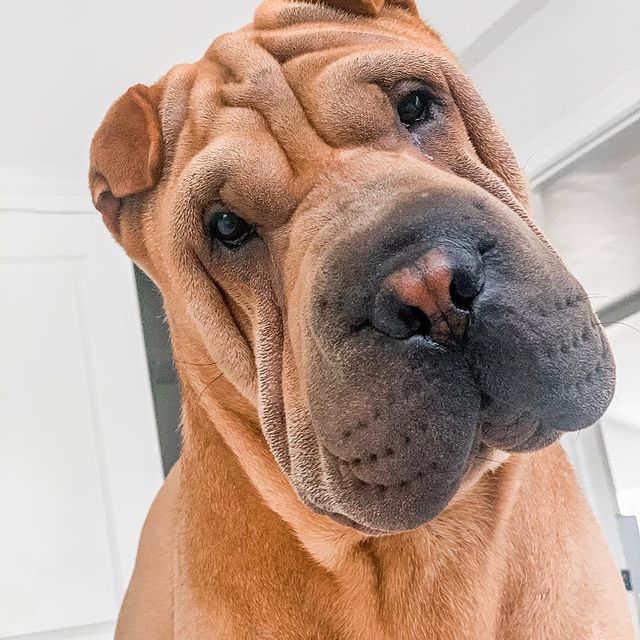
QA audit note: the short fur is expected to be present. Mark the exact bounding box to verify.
[88,0,634,637]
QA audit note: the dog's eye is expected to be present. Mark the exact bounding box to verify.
[208,211,254,248]
[397,90,434,128]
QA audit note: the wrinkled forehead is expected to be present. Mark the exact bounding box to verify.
[207,1,448,126]
[163,1,452,222]
[248,0,447,63]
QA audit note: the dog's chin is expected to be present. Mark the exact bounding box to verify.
[296,346,614,535]
[304,478,467,535]
[298,432,480,535]
[306,450,499,536]
[298,407,567,534]
[300,418,564,535]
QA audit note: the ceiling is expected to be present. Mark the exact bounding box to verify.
[0,0,518,196]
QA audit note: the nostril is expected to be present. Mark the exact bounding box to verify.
[449,280,475,312]
[397,304,421,333]
[412,306,431,337]
[397,304,431,338]
[449,264,484,312]
[450,277,479,312]
[371,289,431,340]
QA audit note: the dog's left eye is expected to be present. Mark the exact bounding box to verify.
[208,211,254,248]
[397,90,434,128]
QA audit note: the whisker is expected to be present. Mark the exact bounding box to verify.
[197,372,225,402]
[175,359,219,367]
[522,153,537,173]
[593,320,640,337]
[475,455,500,464]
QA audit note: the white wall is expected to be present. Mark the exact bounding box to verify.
[0,213,164,639]
[0,1,250,208]
[603,312,640,530]
[418,0,522,53]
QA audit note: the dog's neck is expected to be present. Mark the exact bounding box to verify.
[170,333,555,635]
[176,352,366,566]
[172,326,525,562]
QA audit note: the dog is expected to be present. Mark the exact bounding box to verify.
[89,0,635,637]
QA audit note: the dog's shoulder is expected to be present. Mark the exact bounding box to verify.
[114,461,180,639]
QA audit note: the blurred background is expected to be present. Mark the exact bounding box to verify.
[1,0,639,637]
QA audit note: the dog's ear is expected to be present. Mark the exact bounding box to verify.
[442,63,530,211]
[312,0,417,16]
[89,84,163,236]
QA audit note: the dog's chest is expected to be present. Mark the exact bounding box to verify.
[173,574,497,640]
[174,524,497,640]
[174,436,501,639]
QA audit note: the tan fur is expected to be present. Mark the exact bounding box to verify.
[89,1,634,637]
[120,378,632,638]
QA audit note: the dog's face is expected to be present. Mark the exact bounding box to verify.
[90,0,615,533]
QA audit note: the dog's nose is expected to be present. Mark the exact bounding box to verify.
[371,247,484,348]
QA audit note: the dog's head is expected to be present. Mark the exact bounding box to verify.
[89,0,615,533]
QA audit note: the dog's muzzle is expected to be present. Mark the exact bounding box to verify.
[300,192,615,532]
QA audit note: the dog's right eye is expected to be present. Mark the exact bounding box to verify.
[207,211,255,249]
[397,90,434,128]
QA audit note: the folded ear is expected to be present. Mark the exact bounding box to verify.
[89,84,163,235]
[442,63,530,212]
[312,0,417,16]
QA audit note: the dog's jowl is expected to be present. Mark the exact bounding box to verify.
[89,0,634,638]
